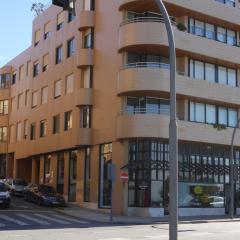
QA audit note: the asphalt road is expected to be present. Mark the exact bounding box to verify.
[1,197,240,240]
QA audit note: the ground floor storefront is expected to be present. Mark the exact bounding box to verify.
[5,139,240,217]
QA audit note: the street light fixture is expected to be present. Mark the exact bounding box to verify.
[154,1,178,240]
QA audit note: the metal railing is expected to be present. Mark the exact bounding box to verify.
[120,62,170,70]
[121,16,176,26]
[120,107,170,115]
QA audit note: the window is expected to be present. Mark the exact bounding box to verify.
[17,93,23,109]
[32,91,38,108]
[25,90,29,106]
[67,38,75,58]
[84,0,95,10]
[68,12,75,22]
[33,61,39,77]
[30,123,36,140]
[16,122,22,141]
[9,125,14,143]
[53,114,60,134]
[83,30,94,48]
[189,17,236,46]
[189,59,237,86]
[57,12,64,30]
[0,73,11,88]
[12,73,16,85]
[80,106,91,128]
[44,22,50,40]
[19,65,25,81]
[0,127,7,142]
[23,119,28,139]
[54,80,61,98]
[56,45,63,64]
[190,101,238,127]
[41,86,48,104]
[42,54,49,72]
[34,29,41,46]
[26,60,31,76]
[81,67,93,88]
[65,74,74,94]
[40,120,46,137]
[0,100,9,115]
[64,111,72,131]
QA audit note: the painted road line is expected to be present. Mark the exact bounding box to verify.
[0,214,29,226]
[34,214,72,225]
[17,214,51,226]
[51,214,89,224]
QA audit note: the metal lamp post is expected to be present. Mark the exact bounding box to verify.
[230,119,240,219]
[154,1,178,240]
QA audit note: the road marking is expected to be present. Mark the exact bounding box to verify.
[34,214,71,225]
[51,214,89,224]
[0,214,29,226]
[17,214,51,225]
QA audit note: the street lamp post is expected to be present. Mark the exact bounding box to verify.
[230,119,240,219]
[154,1,178,240]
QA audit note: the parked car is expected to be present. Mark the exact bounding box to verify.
[209,196,224,208]
[5,178,27,196]
[24,184,66,207]
[0,182,11,208]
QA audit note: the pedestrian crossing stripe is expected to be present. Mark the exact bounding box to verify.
[0,213,89,227]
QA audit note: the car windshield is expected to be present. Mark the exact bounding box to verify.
[38,185,56,194]
[0,183,7,192]
[13,179,27,186]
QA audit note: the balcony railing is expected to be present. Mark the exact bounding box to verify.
[215,0,235,7]
[120,107,170,115]
[121,15,176,27]
[121,62,170,70]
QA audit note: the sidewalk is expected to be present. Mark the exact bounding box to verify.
[55,204,240,225]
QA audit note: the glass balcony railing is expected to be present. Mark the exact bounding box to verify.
[121,62,170,70]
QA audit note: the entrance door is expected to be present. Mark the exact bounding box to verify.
[57,153,64,194]
[68,151,77,202]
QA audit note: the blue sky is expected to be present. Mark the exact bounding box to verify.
[0,0,50,67]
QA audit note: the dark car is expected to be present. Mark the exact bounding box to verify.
[24,184,66,207]
[0,182,11,208]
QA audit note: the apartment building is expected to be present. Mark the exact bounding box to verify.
[1,0,240,217]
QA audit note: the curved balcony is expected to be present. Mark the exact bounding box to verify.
[79,11,95,31]
[118,66,240,105]
[119,21,240,66]
[75,88,93,106]
[116,114,240,145]
[77,48,94,68]
[119,0,240,26]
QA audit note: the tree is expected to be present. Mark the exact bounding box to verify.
[31,3,45,16]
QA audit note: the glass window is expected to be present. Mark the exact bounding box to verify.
[206,104,216,124]
[57,12,64,30]
[56,45,63,64]
[195,20,204,36]
[81,67,93,88]
[227,29,236,45]
[30,123,36,140]
[40,120,46,137]
[23,119,28,139]
[33,62,39,77]
[205,63,215,82]
[84,0,95,10]
[41,86,48,104]
[53,114,60,134]
[195,103,205,123]
[32,91,38,108]
[34,29,41,47]
[227,68,236,86]
[218,107,227,125]
[64,111,72,131]
[190,101,195,121]
[217,27,226,42]
[0,100,9,115]
[16,122,22,141]
[54,80,61,98]
[44,21,51,40]
[126,97,139,114]
[146,98,159,114]
[189,18,195,34]
[84,32,93,49]
[194,61,204,80]
[81,106,91,128]
[205,23,215,39]
[66,74,74,94]
[0,127,7,142]
[67,38,75,58]
[228,108,237,127]
[42,54,49,72]
[218,66,227,85]
[189,59,194,78]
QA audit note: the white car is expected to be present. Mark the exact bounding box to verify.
[0,182,11,208]
[209,196,224,208]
